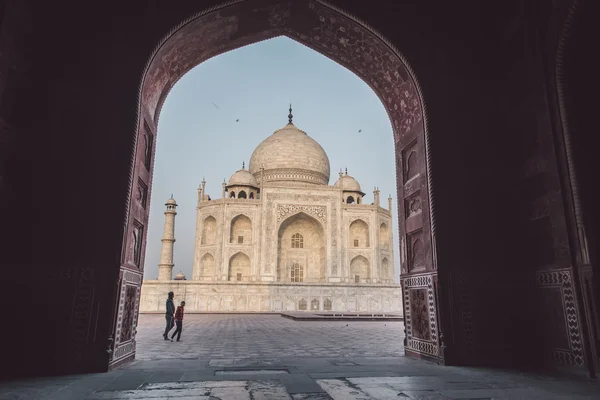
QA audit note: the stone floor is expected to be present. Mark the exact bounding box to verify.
[0,314,598,399]
[137,314,405,360]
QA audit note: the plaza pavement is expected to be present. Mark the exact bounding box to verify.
[0,314,598,399]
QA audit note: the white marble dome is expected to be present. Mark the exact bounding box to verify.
[228,168,258,187]
[334,174,362,192]
[249,122,330,185]
[166,196,177,205]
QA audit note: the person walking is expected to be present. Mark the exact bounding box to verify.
[171,301,185,342]
[163,291,175,340]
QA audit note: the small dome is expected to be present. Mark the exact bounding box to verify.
[334,174,361,192]
[166,196,177,205]
[228,168,258,187]
[174,271,186,280]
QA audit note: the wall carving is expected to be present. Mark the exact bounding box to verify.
[403,274,439,357]
[120,285,138,342]
[535,269,584,367]
[348,250,372,261]
[277,204,327,225]
[331,205,338,275]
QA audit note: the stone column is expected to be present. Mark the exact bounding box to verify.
[158,196,177,281]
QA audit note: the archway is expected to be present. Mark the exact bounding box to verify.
[277,212,326,283]
[199,252,216,280]
[228,252,251,281]
[201,216,217,245]
[230,214,253,244]
[350,255,370,283]
[116,0,435,369]
[349,219,370,248]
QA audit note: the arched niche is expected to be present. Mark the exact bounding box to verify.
[230,214,252,244]
[381,257,390,281]
[380,222,390,249]
[349,219,370,248]
[228,252,251,281]
[201,216,217,245]
[350,255,370,283]
[200,253,216,278]
[277,212,325,283]
[230,191,236,198]
[238,190,247,199]
[298,298,307,311]
[347,195,355,204]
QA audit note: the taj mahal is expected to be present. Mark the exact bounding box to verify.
[139,108,403,313]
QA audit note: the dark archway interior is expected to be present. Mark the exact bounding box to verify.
[0,0,597,380]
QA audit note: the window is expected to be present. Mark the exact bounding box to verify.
[249,192,255,199]
[347,196,355,204]
[354,239,359,247]
[237,273,242,281]
[291,263,304,282]
[238,235,244,244]
[311,299,319,310]
[324,298,332,311]
[298,298,307,311]
[230,191,236,198]
[291,233,304,248]
[238,191,247,199]
[355,275,360,283]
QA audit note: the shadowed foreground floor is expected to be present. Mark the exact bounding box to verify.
[0,314,598,399]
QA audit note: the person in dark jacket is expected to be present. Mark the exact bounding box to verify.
[163,291,175,340]
[171,301,185,342]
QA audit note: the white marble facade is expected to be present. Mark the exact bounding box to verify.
[140,112,403,313]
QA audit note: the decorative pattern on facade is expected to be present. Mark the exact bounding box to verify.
[535,269,584,367]
[277,204,327,225]
[403,274,439,357]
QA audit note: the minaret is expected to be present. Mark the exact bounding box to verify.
[200,177,206,202]
[374,187,380,207]
[388,194,393,212]
[197,184,202,206]
[158,195,177,281]
[222,179,227,198]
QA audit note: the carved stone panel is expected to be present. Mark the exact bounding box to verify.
[535,269,584,366]
[402,140,419,183]
[277,204,327,225]
[120,286,138,342]
[403,274,439,358]
[407,230,425,271]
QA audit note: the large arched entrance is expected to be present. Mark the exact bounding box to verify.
[2,0,597,380]
[113,0,437,369]
[277,212,326,283]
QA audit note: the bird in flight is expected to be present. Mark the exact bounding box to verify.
[358,129,362,133]
[212,102,220,110]
[236,119,240,122]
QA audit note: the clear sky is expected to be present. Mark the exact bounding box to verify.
[144,36,400,282]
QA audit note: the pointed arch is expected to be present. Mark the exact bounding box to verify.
[200,252,216,278]
[350,255,370,283]
[238,190,247,199]
[230,214,252,244]
[277,212,326,283]
[201,216,217,245]
[381,257,390,281]
[349,219,370,247]
[228,252,251,281]
[380,222,390,249]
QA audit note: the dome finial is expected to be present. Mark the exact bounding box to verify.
[288,103,293,124]
[242,161,245,169]
[170,193,173,198]
[345,167,348,175]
